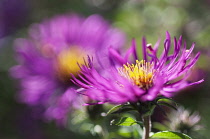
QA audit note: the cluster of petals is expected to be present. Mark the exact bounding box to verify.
[167,106,203,132]
[10,14,125,124]
[72,32,203,104]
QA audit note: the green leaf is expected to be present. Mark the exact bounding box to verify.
[156,96,173,100]
[151,131,192,139]
[156,96,178,106]
[156,96,177,104]
[110,117,137,126]
[136,121,143,126]
[106,105,123,115]
[152,122,168,131]
[106,104,135,115]
[158,102,177,110]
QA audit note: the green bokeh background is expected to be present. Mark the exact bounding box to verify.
[0,0,209,138]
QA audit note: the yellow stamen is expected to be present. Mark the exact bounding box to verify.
[56,47,87,81]
[118,60,154,90]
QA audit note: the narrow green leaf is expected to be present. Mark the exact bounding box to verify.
[158,102,177,110]
[156,96,172,100]
[155,96,172,101]
[157,97,178,106]
[107,104,135,115]
[106,104,123,115]
[136,121,143,126]
[151,131,192,139]
[110,117,137,126]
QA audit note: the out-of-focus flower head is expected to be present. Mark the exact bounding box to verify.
[10,14,126,125]
[72,32,203,105]
[165,106,203,134]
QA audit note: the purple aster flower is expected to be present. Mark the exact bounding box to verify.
[72,32,203,105]
[10,14,126,125]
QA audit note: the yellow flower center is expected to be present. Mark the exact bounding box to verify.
[118,60,154,90]
[55,47,87,82]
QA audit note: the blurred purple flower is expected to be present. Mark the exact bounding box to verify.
[10,14,126,125]
[72,32,203,104]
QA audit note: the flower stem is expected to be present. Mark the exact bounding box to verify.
[142,115,151,139]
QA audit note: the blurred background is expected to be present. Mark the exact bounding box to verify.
[0,0,209,138]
